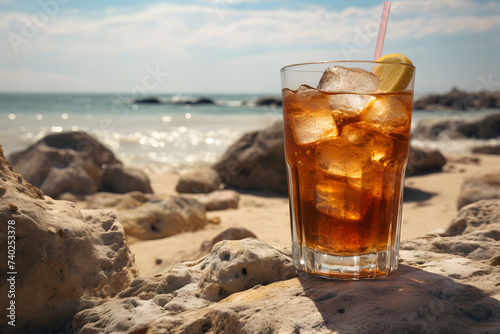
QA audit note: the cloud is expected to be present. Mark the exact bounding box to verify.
[0,0,500,56]
[388,0,500,38]
[0,0,498,92]
[1,0,499,57]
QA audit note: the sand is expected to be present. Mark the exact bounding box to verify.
[130,153,500,276]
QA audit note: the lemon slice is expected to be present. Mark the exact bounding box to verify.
[375,53,414,92]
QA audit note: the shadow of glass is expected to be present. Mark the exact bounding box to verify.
[403,186,437,202]
[297,264,499,333]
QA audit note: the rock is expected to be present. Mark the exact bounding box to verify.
[175,168,222,194]
[406,146,447,176]
[100,163,153,194]
[198,190,240,211]
[134,97,161,103]
[0,147,44,201]
[413,88,500,110]
[8,131,152,198]
[199,227,257,253]
[413,112,500,141]
[73,200,500,333]
[83,192,207,243]
[255,96,282,107]
[474,113,500,139]
[442,199,500,237]
[134,97,215,105]
[213,121,287,195]
[412,117,465,140]
[402,200,500,263]
[73,239,296,332]
[172,97,214,105]
[190,97,214,105]
[118,197,207,243]
[472,144,500,155]
[457,168,500,209]
[0,146,138,333]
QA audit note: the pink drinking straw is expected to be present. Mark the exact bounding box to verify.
[373,2,391,61]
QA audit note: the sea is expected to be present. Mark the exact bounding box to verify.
[1,93,499,173]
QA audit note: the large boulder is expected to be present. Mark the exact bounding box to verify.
[457,168,500,209]
[0,146,138,333]
[100,163,153,194]
[73,200,500,333]
[213,121,287,195]
[8,131,152,198]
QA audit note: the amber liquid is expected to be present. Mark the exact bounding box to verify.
[283,85,413,260]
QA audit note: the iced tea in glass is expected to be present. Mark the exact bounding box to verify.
[281,61,415,279]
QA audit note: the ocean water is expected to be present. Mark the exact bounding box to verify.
[0,93,282,173]
[1,93,499,173]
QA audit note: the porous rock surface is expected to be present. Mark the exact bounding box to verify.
[74,238,296,333]
[0,146,138,333]
[199,227,257,254]
[74,200,500,334]
[457,168,500,209]
[8,131,152,198]
[83,192,207,243]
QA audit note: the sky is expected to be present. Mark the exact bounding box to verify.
[0,0,499,95]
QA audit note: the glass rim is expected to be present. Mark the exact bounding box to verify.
[280,60,415,72]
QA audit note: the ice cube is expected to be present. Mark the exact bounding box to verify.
[361,95,411,135]
[341,123,394,162]
[286,86,339,145]
[316,123,393,189]
[315,180,367,220]
[318,66,381,93]
[317,66,381,113]
[288,110,338,145]
[316,135,367,181]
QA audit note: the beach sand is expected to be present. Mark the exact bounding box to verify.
[130,153,500,276]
